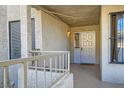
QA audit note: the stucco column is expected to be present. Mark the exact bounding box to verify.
[35,10,43,50]
[0,6,8,87]
[0,6,8,60]
[20,5,32,58]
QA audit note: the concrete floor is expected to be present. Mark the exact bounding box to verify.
[70,64,124,88]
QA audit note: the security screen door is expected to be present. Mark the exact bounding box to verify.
[74,31,96,64]
[9,21,21,59]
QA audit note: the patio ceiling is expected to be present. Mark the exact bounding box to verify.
[42,5,101,27]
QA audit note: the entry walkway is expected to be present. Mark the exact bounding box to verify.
[70,64,124,88]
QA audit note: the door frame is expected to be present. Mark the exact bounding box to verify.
[73,31,96,64]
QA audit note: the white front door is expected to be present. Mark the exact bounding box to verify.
[74,31,96,64]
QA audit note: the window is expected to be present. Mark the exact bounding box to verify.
[9,20,21,59]
[31,18,35,50]
[110,12,124,63]
[74,33,80,48]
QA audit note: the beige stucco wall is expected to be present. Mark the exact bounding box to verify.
[7,5,20,21]
[71,25,100,64]
[42,11,70,51]
[7,6,43,57]
[31,8,42,50]
[0,6,8,60]
[101,5,124,84]
[0,6,8,87]
[7,6,70,52]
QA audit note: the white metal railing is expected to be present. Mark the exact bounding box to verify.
[0,51,70,88]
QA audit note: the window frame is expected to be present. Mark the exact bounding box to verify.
[9,20,21,59]
[74,32,80,48]
[110,11,124,64]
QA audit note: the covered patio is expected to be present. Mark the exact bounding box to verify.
[0,5,124,88]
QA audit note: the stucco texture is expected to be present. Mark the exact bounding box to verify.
[42,11,70,51]
[101,5,124,84]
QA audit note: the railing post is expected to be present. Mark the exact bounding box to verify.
[3,66,8,88]
[62,54,64,72]
[19,63,27,88]
[59,55,61,73]
[55,56,58,79]
[67,52,70,72]
[35,60,38,88]
[50,58,52,83]
[43,59,46,87]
